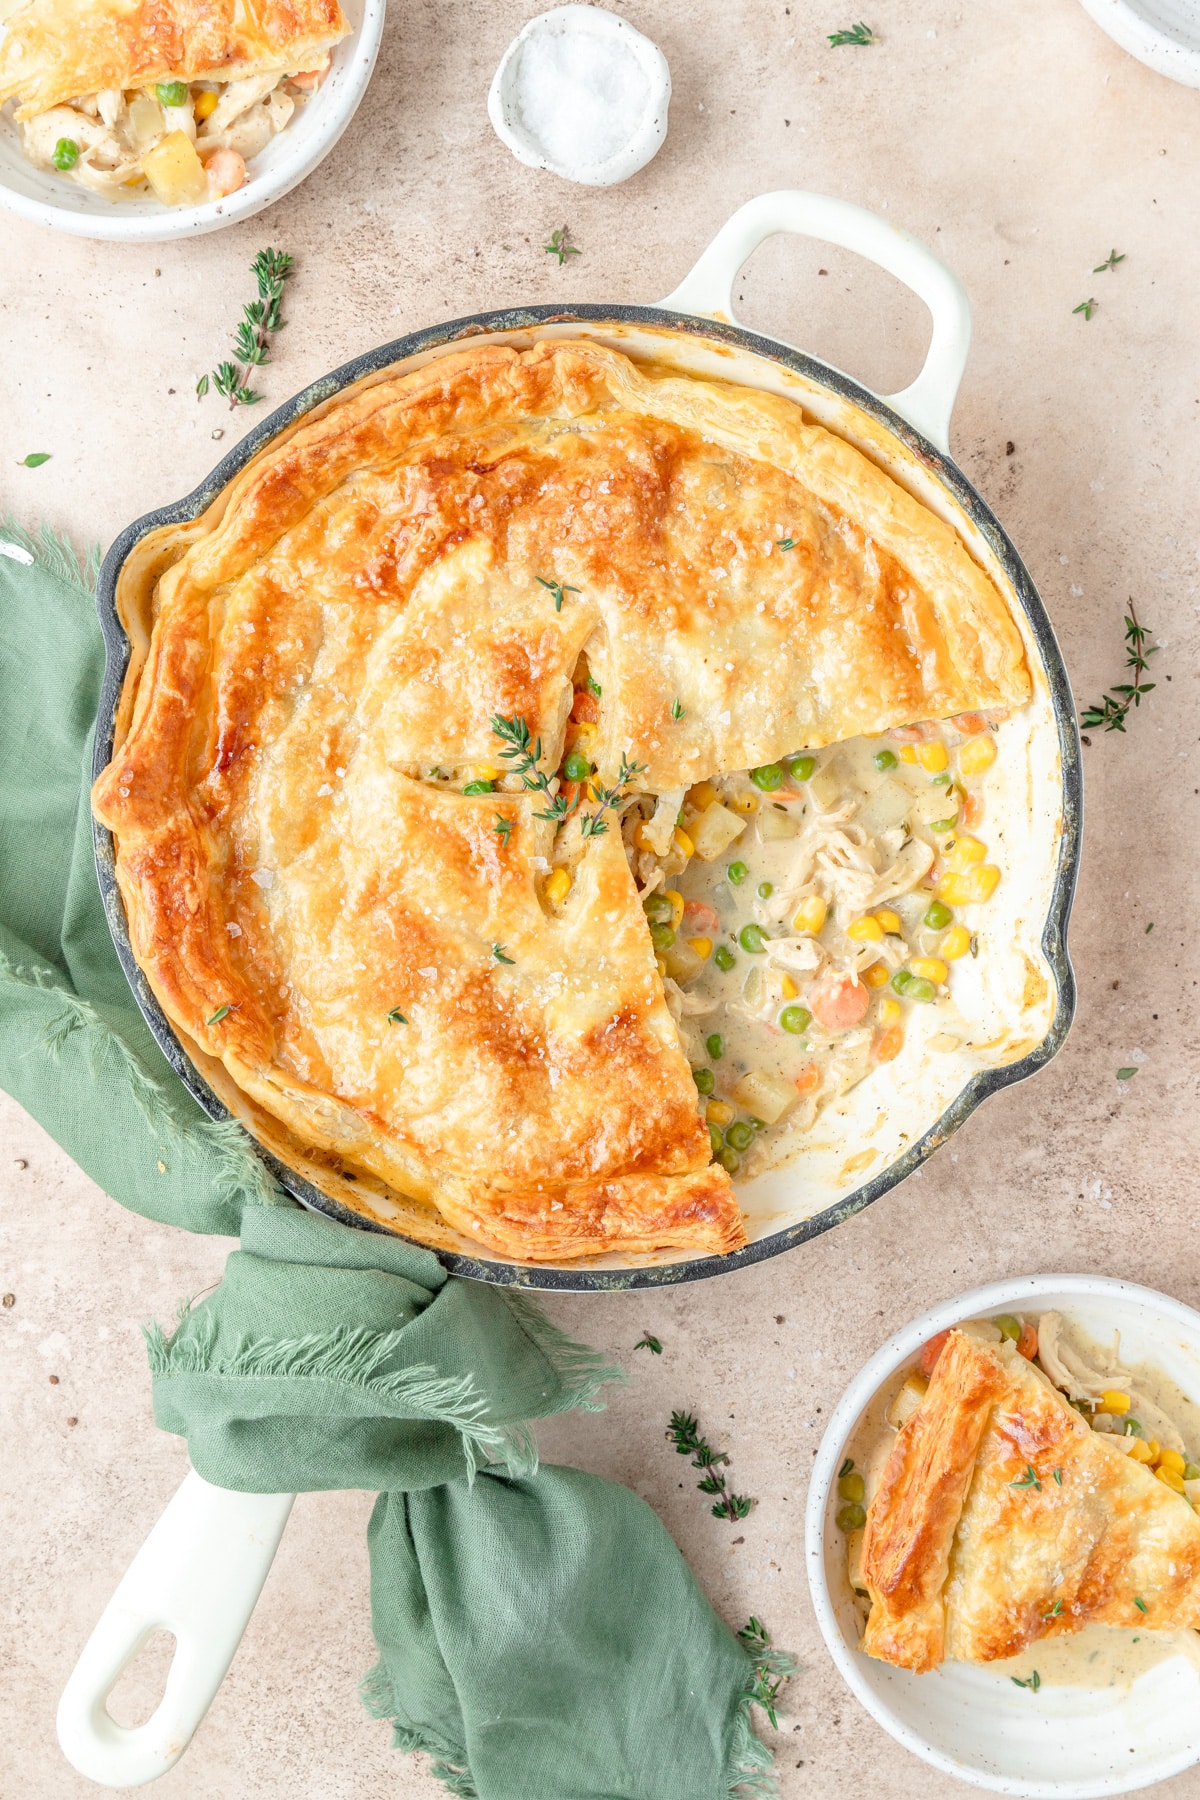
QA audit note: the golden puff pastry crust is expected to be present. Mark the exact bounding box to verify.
[861,1330,1200,1672]
[0,0,347,120]
[93,338,1030,1261]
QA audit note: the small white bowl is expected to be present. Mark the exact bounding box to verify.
[805,1274,1200,1798]
[0,0,383,242]
[487,4,670,187]
[1077,0,1200,87]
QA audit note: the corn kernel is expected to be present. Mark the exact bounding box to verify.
[1157,1465,1186,1494]
[1157,1447,1187,1476]
[730,792,759,813]
[873,907,902,935]
[661,889,684,927]
[848,915,885,942]
[1101,1390,1131,1415]
[948,834,987,872]
[780,973,799,999]
[863,961,891,989]
[688,936,713,960]
[634,822,653,850]
[194,88,219,120]
[687,781,719,811]
[672,827,695,859]
[572,722,597,751]
[965,864,1001,903]
[543,868,572,906]
[898,744,919,764]
[959,733,998,776]
[471,762,502,782]
[793,895,828,934]
[1127,1439,1155,1463]
[910,956,949,984]
[937,872,971,905]
[917,740,949,773]
[655,956,667,978]
[706,1100,735,1127]
[940,925,971,960]
[878,996,902,1027]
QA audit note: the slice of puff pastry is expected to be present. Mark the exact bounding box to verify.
[860,1330,1200,1672]
[0,0,348,121]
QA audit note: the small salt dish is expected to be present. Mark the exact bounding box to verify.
[488,4,670,187]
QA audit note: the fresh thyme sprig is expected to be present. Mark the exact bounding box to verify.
[1073,297,1097,321]
[1012,1670,1041,1692]
[536,574,580,613]
[1081,602,1157,732]
[491,713,572,824]
[668,1410,754,1521]
[544,226,581,265]
[736,1617,792,1727]
[1011,1464,1042,1492]
[493,814,515,846]
[578,752,647,839]
[828,21,874,45]
[635,1333,663,1354]
[197,248,294,408]
[1094,248,1125,272]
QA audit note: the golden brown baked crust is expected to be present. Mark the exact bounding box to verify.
[861,1330,1200,1672]
[0,0,347,120]
[92,338,1031,1261]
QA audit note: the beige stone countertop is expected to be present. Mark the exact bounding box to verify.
[3,0,1200,1793]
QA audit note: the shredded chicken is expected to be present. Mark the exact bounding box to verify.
[1036,1312,1186,1452]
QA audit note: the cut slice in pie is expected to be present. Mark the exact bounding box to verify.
[860,1330,1200,1672]
[92,338,1032,1263]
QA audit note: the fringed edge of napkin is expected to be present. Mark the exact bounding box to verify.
[359,1669,478,1797]
[0,513,99,594]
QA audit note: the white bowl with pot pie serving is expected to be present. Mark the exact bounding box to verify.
[0,0,383,238]
[806,1274,1200,1797]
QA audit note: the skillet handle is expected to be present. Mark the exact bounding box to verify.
[656,190,972,454]
[56,1470,295,1788]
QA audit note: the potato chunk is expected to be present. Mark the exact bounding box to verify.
[732,1067,797,1125]
[141,130,207,206]
[690,801,747,862]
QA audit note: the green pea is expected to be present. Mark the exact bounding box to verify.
[931,771,952,786]
[649,922,675,951]
[906,975,937,1003]
[750,763,784,792]
[705,1032,724,1061]
[643,894,674,923]
[994,1314,1022,1343]
[708,1123,724,1155]
[713,944,736,971]
[719,1146,741,1174]
[52,137,80,170]
[726,860,748,885]
[562,750,592,782]
[155,80,189,106]
[873,748,898,772]
[787,754,816,782]
[693,1067,715,1096]
[748,1116,766,1130]
[738,923,767,954]
[837,1471,866,1503]
[462,778,494,795]
[726,1121,754,1152]
[930,818,957,833]
[836,1502,867,1533]
[891,969,914,995]
[924,900,953,930]
[757,881,773,899]
[780,1004,812,1035]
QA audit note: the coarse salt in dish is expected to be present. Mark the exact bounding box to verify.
[488,4,670,186]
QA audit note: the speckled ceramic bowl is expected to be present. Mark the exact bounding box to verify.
[806,1274,1200,1797]
[0,0,383,242]
[1077,0,1200,87]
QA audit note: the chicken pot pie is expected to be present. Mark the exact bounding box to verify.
[92,338,1030,1262]
[0,0,348,203]
[844,1320,1200,1679]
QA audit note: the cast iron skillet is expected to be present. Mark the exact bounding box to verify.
[91,193,1082,1291]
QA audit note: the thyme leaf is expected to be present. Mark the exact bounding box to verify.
[544,226,581,265]
[536,574,580,613]
[492,943,515,964]
[1135,1596,1148,1614]
[387,1007,408,1024]
[828,21,874,44]
[667,1409,754,1521]
[776,537,797,550]
[670,697,686,720]
[1011,1464,1042,1492]
[1073,297,1097,320]
[1043,1598,1063,1619]
[1012,1670,1041,1691]
[1117,1067,1138,1081]
[586,673,602,698]
[634,1333,663,1354]
[202,247,294,409]
[206,1005,231,1025]
[1093,249,1126,272]
[18,452,52,467]
[493,814,514,846]
[1081,602,1157,732]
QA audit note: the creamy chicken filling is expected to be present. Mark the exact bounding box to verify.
[18,62,329,204]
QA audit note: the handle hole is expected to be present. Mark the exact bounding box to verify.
[731,236,932,399]
[105,1630,177,1729]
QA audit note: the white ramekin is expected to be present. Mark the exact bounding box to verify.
[0,0,383,242]
[805,1273,1200,1798]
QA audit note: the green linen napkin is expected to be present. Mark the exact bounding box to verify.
[0,518,787,1799]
